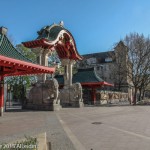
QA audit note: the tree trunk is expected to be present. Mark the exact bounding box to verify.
[118,83,121,91]
[133,88,137,105]
[138,88,142,101]
[142,90,145,100]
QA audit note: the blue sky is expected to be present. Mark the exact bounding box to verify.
[1,0,150,54]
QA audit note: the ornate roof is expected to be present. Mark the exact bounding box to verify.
[37,24,64,41]
[55,67,113,87]
[22,22,82,60]
[73,68,103,83]
[0,33,31,62]
[0,28,55,77]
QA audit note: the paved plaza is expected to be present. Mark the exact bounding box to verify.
[57,106,150,150]
[0,110,75,150]
[1,106,150,150]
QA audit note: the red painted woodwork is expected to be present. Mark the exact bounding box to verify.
[58,81,114,89]
[91,88,96,104]
[81,81,114,87]
[0,54,55,116]
[0,54,55,77]
[23,37,82,60]
[23,38,52,49]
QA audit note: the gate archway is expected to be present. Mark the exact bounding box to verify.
[22,22,83,107]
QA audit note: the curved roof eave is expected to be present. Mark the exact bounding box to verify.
[22,24,82,60]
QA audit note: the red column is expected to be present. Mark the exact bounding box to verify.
[0,76,4,116]
[91,88,96,104]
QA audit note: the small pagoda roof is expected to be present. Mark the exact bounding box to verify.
[55,67,113,87]
[73,68,103,83]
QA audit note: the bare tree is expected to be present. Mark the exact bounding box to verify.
[124,33,150,105]
[138,75,150,100]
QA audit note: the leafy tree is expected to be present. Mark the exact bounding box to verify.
[16,44,36,62]
[5,45,37,101]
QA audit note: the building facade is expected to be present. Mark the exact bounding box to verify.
[76,41,132,93]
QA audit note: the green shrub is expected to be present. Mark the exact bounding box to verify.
[0,136,38,150]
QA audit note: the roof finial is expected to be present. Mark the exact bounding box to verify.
[59,21,64,27]
[0,27,8,35]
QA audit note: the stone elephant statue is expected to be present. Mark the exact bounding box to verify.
[28,78,59,105]
[59,82,83,107]
[45,78,60,104]
[71,82,83,102]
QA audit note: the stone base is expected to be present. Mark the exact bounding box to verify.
[0,107,3,116]
[79,101,84,107]
[22,104,54,111]
[23,103,61,111]
[61,101,84,108]
[53,103,62,111]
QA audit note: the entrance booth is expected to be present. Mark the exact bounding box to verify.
[0,27,55,116]
[55,68,113,104]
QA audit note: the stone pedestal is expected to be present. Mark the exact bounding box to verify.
[59,59,84,107]
[53,103,62,111]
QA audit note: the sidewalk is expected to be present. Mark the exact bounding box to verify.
[1,106,150,150]
[0,111,75,150]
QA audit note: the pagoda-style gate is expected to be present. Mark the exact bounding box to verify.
[23,22,83,107]
[0,27,55,116]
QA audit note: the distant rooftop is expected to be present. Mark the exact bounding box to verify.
[82,51,114,58]
[55,67,104,85]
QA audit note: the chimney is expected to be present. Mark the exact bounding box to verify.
[0,27,8,35]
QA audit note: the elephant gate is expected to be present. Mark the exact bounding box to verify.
[22,21,84,110]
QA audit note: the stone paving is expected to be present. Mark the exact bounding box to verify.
[0,110,75,150]
[57,106,150,150]
[1,106,150,150]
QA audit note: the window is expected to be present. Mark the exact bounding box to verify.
[97,66,100,70]
[87,58,96,64]
[105,57,112,62]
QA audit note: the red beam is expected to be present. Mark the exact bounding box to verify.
[23,35,83,60]
[81,82,114,87]
[0,55,55,77]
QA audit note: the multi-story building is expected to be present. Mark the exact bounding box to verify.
[76,41,132,93]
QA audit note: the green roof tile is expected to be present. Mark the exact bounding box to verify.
[55,68,104,85]
[73,68,103,83]
[37,25,64,41]
[0,33,32,62]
